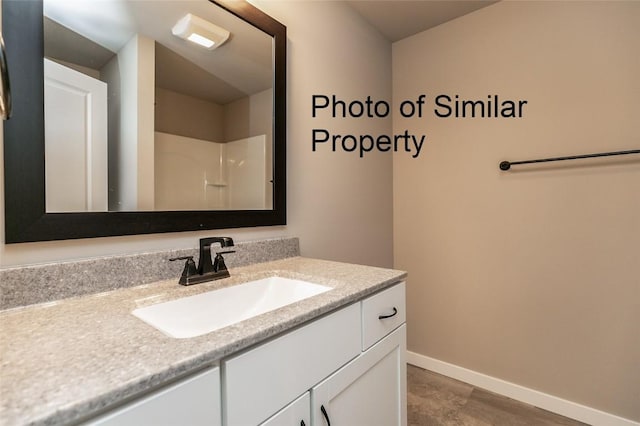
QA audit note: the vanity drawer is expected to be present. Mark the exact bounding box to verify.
[224,302,361,426]
[362,282,406,350]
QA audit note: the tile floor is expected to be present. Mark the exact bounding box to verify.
[407,365,589,426]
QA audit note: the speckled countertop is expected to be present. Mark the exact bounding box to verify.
[0,257,406,426]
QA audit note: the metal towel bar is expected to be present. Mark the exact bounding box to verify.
[499,149,640,171]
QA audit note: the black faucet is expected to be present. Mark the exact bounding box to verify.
[197,237,234,274]
[170,237,235,286]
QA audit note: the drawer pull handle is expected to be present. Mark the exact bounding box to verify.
[301,421,306,426]
[321,405,331,426]
[378,307,398,320]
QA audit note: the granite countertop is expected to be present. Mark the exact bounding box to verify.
[0,257,406,426]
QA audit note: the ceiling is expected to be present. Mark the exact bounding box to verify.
[44,1,499,105]
[44,0,273,104]
[345,0,499,42]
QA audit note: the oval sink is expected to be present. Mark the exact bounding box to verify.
[132,276,331,338]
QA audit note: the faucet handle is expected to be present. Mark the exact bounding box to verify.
[169,256,198,285]
[213,250,235,273]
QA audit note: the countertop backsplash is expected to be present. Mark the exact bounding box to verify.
[0,237,300,310]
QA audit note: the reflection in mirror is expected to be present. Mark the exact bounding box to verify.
[43,0,274,213]
[3,0,286,243]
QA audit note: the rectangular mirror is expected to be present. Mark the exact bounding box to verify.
[3,0,286,242]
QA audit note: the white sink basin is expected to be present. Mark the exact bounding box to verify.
[132,276,331,338]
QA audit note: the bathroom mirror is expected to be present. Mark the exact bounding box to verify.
[2,0,286,243]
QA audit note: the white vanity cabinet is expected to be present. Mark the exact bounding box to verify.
[223,303,362,425]
[312,282,407,426]
[311,326,407,426]
[85,366,221,426]
[83,282,406,426]
[224,281,407,426]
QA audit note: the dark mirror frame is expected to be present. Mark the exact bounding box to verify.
[2,0,286,243]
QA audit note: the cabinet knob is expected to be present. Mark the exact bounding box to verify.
[378,307,398,320]
[300,421,306,426]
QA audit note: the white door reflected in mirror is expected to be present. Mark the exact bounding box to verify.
[44,58,108,212]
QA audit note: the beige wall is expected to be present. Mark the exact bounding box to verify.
[254,1,393,267]
[0,1,393,269]
[155,87,272,145]
[393,1,639,421]
[154,87,224,142]
[223,89,271,142]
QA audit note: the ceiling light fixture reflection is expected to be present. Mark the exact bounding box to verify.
[172,13,230,50]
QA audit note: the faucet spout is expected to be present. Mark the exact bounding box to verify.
[197,237,235,274]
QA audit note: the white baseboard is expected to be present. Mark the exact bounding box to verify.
[406,351,639,426]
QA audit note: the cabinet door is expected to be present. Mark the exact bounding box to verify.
[260,392,310,426]
[311,325,407,426]
[225,303,361,426]
[86,367,221,426]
